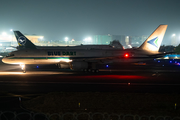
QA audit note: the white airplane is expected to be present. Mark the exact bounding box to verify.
[2,25,168,73]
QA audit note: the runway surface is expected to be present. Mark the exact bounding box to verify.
[0,58,180,94]
[1,58,180,114]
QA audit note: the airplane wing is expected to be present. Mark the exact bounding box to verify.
[72,56,121,63]
[148,52,175,58]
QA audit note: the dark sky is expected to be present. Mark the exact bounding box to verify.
[0,0,180,45]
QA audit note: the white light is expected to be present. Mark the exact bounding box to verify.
[8,35,12,39]
[164,56,169,59]
[10,29,13,32]
[172,34,176,37]
[0,55,3,58]
[84,37,92,41]
[128,44,132,48]
[63,59,72,62]
[65,37,68,41]
[40,36,44,40]
[2,32,7,36]
[59,59,72,62]
[20,64,25,70]
[88,37,92,41]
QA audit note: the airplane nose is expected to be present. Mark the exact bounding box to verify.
[2,57,7,63]
[2,58,5,63]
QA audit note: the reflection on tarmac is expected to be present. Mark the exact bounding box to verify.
[1,58,180,94]
[0,71,75,75]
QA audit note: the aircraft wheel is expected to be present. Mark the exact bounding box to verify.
[95,69,99,73]
[91,69,95,73]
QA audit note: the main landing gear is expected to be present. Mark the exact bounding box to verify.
[20,64,26,73]
[82,69,99,73]
[82,63,99,73]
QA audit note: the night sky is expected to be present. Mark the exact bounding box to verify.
[0,0,180,45]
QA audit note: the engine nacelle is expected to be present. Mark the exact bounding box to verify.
[57,64,70,69]
[72,62,88,70]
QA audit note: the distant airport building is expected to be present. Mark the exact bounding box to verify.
[125,36,129,45]
[25,35,44,44]
[111,35,126,45]
[0,41,11,51]
[91,34,149,47]
[92,35,112,44]
[171,35,178,46]
[0,34,44,46]
[0,41,11,47]
[130,35,148,47]
[92,35,126,45]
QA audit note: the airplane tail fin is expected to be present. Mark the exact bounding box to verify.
[138,25,168,53]
[14,31,36,49]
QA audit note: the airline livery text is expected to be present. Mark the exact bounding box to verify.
[47,51,76,56]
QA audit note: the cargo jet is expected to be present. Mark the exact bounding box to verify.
[2,25,168,73]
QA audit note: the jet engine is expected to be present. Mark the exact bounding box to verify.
[57,63,70,69]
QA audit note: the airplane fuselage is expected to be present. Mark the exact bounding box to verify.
[2,48,157,65]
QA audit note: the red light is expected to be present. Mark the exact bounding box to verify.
[124,53,129,58]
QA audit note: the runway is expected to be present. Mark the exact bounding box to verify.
[1,59,180,114]
[0,70,180,94]
[0,58,180,94]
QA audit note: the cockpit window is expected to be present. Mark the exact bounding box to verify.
[6,53,14,57]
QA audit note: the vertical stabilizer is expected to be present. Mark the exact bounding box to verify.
[14,31,36,49]
[139,25,167,53]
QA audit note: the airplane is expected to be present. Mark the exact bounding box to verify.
[14,31,123,50]
[2,24,168,73]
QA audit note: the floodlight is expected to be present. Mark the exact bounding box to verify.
[172,34,176,37]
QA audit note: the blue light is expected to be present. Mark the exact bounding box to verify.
[158,61,160,63]
[37,66,39,68]
[106,65,109,68]
[170,61,172,63]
